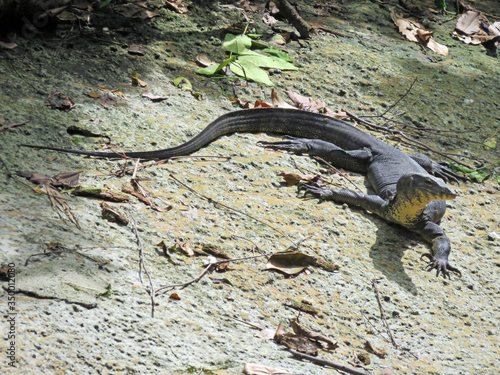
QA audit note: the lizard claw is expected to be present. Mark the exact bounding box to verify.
[257,137,309,154]
[420,253,462,279]
[435,163,467,184]
[297,182,333,201]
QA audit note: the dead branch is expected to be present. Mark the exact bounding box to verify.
[168,173,298,247]
[372,278,398,349]
[288,349,370,375]
[344,110,469,167]
[133,220,156,318]
[155,254,265,296]
[274,0,314,39]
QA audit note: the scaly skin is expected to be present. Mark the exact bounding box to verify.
[21,108,462,278]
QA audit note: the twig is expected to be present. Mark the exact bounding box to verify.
[380,77,418,118]
[0,121,27,132]
[155,254,266,296]
[230,235,261,253]
[133,220,156,318]
[274,0,314,39]
[345,110,469,167]
[313,156,363,192]
[372,278,398,349]
[288,349,370,375]
[169,173,297,247]
[24,243,108,267]
[0,155,13,178]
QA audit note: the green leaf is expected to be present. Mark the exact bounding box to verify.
[484,137,497,150]
[222,34,253,54]
[173,76,192,91]
[238,50,297,70]
[469,170,489,182]
[262,47,292,61]
[195,57,234,76]
[229,60,274,86]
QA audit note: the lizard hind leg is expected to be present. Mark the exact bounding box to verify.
[258,137,372,173]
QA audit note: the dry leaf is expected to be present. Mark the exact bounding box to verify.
[16,171,81,189]
[278,172,323,185]
[100,93,117,109]
[256,327,277,340]
[264,251,316,275]
[114,2,159,19]
[132,71,148,87]
[381,368,395,375]
[391,9,449,56]
[243,363,292,375]
[128,45,146,56]
[169,293,181,300]
[165,0,189,14]
[100,202,129,225]
[364,340,388,358]
[196,53,215,67]
[45,92,76,111]
[0,41,18,50]
[290,318,339,350]
[142,91,168,102]
[284,90,330,112]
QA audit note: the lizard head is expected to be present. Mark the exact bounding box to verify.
[396,173,457,202]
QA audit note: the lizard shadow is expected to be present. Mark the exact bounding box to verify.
[369,221,421,295]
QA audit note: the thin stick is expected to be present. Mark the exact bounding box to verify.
[380,77,418,118]
[133,220,156,318]
[155,254,266,295]
[313,156,363,192]
[169,174,297,247]
[372,278,398,349]
[288,349,370,375]
[345,110,468,167]
[0,121,27,132]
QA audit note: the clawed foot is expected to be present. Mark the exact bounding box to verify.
[297,182,333,200]
[435,163,467,184]
[421,253,462,279]
[257,137,310,154]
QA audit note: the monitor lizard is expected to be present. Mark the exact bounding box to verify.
[21,107,463,278]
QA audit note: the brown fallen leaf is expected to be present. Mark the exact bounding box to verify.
[169,293,181,300]
[114,2,159,19]
[45,92,76,111]
[453,11,500,47]
[364,340,388,358]
[284,299,319,315]
[100,202,129,225]
[100,93,117,109]
[290,318,338,350]
[274,321,320,356]
[16,171,81,189]
[128,45,146,56]
[132,71,148,87]
[165,0,189,14]
[391,9,448,56]
[278,172,324,186]
[142,91,168,102]
[264,251,316,275]
[196,53,215,67]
